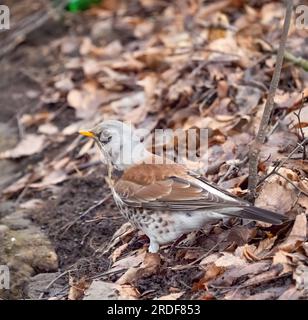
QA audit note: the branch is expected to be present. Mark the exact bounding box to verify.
[257,136,308,186]
[248,0,293,202]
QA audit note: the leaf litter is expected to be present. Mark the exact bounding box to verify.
[0,0,307,300]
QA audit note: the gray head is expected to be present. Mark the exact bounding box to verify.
[79,120,149,170]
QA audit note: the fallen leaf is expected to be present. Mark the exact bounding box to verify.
[20,112,53,127]
[67,86,106,119]
[38,123,59,135]
[215,252,247,267]
[68,277,90,300]
[0,134,46,159]
[29,170,68,189]
[111,243,129,263]
[273,251,293,273]
[254,236,277,258]
[293,264,308,291]
[156,292,184,300]
[83,281,139,300]
[278,285,304,300]
[193,264,224,291]
[279,213,307,252]
[241,264,284,286]
[212,261,271,287]
[255,168,298,214]
[136,252,161,278]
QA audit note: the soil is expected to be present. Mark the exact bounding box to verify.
[30,173,124,276]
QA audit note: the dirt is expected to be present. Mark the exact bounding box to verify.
[30,173,124,274]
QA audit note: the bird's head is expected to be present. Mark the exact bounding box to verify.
[79,120,149,170]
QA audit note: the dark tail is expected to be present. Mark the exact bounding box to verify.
[237,206,287,225]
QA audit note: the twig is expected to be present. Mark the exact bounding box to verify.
[258,137,308,186]
[293,92,307,160]
[39,270,72,300]
[275,172,308,198]
[171,234,229,270]
[60,194,111,234]
[248,0,293,202]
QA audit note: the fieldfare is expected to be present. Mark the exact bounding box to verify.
[79,120,286,253]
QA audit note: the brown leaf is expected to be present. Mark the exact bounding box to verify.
[212,261,270,287]
[83,281,139,300]
[192,264,224,291]
[67,85,106,119]
[278,285,303,300]
[135,252,161,278]
[254,236,277,258]
[255,168,298,214]
[215,252,247,267]
[111,243,129,263]
[38,123,59,135]
[156,292,184,300]
[227,226,257,246]
[293,264,308,291]
[279,213,307,252]
[20,112,53,127]
[0,134,46,159]
[68,277,90,300]
[273,251,293,274]
[241,264,284,286]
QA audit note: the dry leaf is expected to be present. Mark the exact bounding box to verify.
[215,252,247,267]
[254,236,277,258]
[156,292,184,300]
[111,243,129,263]
[193,263,224,291]
[29,170,67,189]
[273,251,293,274]
[279,213,307,252]
[38,123,59,135]
[293,264,308,291]
[255,168,298,214]
[68,277,90,300]
[20,112,53,127]
[67,86,106,119]
[83,281,138,300]
[0,134,45,159]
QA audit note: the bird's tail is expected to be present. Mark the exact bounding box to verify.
[235,206,287,225]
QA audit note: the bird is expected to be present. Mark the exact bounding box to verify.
[79,120,287,253]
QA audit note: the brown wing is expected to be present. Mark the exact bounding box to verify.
[114,163,244,211]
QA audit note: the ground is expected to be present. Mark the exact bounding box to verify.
[0,0,307,300]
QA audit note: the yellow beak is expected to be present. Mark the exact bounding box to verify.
[79,130,95,138]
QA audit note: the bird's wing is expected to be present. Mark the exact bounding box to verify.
[114,163,245,211]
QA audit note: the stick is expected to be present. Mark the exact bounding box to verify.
[248,0,293,202]
[257,137,308,186]
[60,194,111,234]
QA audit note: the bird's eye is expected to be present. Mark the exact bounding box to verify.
[100,132,112,144]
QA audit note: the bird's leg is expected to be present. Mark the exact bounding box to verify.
[148,240,160,253]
